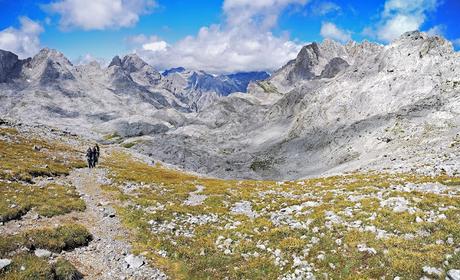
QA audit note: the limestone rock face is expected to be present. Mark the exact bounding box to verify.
[23,48,76,85]
[0,50,23,83]
[320,57,349,78]
[1,31,460,180]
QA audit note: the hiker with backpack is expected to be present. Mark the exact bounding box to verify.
[86,147,94,168]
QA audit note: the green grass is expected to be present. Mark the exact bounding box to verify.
[101,151,460,280]
[0,253,55,280]
[0,224,90,279]
[122,140,143,149]
[0,224,92,257]
[0,127,86,222]
[0,127,86,183]
[0,181,86,222]
[103,132,121,141]
[0,254,82,280]
[0,127,90,279]
[53,258,83,280]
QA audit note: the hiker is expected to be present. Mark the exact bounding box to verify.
[94,144,100,166]
[91,146,98,168]
[86,147,93,168]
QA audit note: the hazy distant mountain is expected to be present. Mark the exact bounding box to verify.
[161,67,269,110]
[163,67,269,95]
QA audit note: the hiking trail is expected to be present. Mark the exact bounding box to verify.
[62,167,167,280]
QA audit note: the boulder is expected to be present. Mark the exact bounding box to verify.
[125,254,144,269]
[447,270,460,280]
[0,259,11,270]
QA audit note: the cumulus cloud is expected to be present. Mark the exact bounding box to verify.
[320,22,351,43]
[47,0,156,30]
[370,0,439,42]
[134,25,302,74]
[126,34,169,52]
[130,0,309,73]
[0,17,43,58]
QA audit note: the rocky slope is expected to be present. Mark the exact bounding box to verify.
[135,31,460,179]
[1,31,459,180]
[2,118,460,280]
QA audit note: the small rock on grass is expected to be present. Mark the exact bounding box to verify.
[125,254,144,269]
[0,259,11,270]
[447,269,460,280]
[422,266,443,277]
[34,249,52,258]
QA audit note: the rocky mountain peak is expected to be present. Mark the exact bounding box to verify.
[121,53,148,73]
[32,48,72,66]
[108,55,122,68]
[392,31,454,57]
[108,53,156,75]
[1,31,460,182]
[23,48,75,84]
[0,49,22,83]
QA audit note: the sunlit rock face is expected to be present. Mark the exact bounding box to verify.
[1,31,460,180]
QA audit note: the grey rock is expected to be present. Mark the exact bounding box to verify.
[103,207,116,218]
[320,57,349,78]
[0,50,23,83]
[1,31,460,181]
[108,55,122,68]
[447,270,460,280]
[0,259,11,270]
[125,254,144,269]
[34,249,52,258]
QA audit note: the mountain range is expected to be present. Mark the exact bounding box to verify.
[1,31,460,180]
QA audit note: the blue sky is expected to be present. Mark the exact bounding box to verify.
[0,0,459,73]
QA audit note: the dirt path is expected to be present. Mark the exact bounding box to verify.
[61,168,167,280]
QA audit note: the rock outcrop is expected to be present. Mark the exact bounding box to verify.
[1,31,459,180]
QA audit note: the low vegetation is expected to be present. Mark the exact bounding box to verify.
[103,151,460,280]
[0,126,89,279]
[0,224,91,280]
[0,254,82,280]
[0,181,85,222]
[0,224,92,257]
[0,127,86,182]
[0,127,86,222]
[250,157,278,171]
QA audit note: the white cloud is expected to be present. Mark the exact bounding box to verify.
[313,1,341,16]
[126,34,168,52]
[371,0,440,42]
[129,0,309,73]
[426,24,445,36]
[320,22,351,43]
[134,25,302,73]
[0,17,43,58]
[377,14,423,42]
[453,39,460,48]
[142,41,168,52]
[47,0,156,30]
[382,0,438,17]
[73,53,107,66]
[223,0,309,29]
